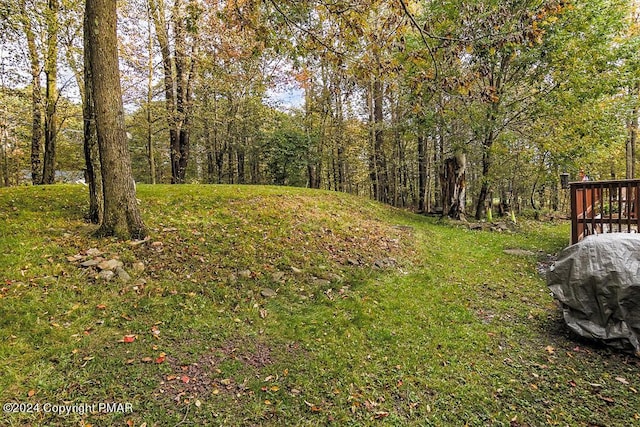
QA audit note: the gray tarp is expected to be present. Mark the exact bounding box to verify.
[547,233,640,355]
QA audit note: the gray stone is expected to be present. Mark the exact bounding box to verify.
[97,259,123,271]
[271,271,286,282]
[97,270,115,281]
[373,258,397,269]
[115,266,131,282]
[319,272,343,282]
[260,288,277,298]
[86,248,103,257]
[132,262,145,272]
[312,278,331,287]
[80,259,101,268]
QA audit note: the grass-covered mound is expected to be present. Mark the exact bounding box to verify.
[1,184,639,426]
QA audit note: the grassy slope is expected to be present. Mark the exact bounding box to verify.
[0,184,638,426]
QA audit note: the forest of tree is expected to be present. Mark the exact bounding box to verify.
[1,0,639,220]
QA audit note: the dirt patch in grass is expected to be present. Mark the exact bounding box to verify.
[155,338,302,404]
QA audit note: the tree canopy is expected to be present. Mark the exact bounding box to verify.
[1,0,639,218]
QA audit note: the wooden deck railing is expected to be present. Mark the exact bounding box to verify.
[570,179,640,244]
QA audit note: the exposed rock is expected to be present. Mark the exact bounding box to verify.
[271,271,285,282]
[132,262,145,272]
[98,259,124,271]
[97,270,115,282]
[115,266,131,282]
[373,258,397,269]
[128,237,151,246]
[317,272,343,282]
[260,288,277,298]
[86,248,103,257]
[312,278,331,287]
[80,259,101,268]
[493,222,510,232]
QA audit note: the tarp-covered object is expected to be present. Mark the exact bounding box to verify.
[547,233,640,355]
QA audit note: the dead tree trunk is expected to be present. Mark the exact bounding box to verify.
[442,152,466,220]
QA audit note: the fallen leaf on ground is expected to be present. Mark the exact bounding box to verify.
[600,396,615,404]
[122,335,136,343]
[304,401,322,412]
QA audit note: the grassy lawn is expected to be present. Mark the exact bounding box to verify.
[1,184,639,426]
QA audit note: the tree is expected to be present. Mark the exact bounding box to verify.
[85,0,146,239]
[41,0,59,184]
[83,3,102,224]
[148,0,199,184]
[16,0,44,184]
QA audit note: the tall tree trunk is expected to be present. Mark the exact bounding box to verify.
[146,9,156,184]
[86,0,146,239]
[172,0,191,183]
[373,77,388,203]
[1,109,9,187]
[627,104,638,179]
[418,134,427,213]
[367,82,378,199]
[41,0,59,185]
[149,0,196,184]
[83,9,103,224]
[19,1,43,185]
[149,0,178,183]
[475,147,492,220]
[237,148,245,184]
[425,135,433,213]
